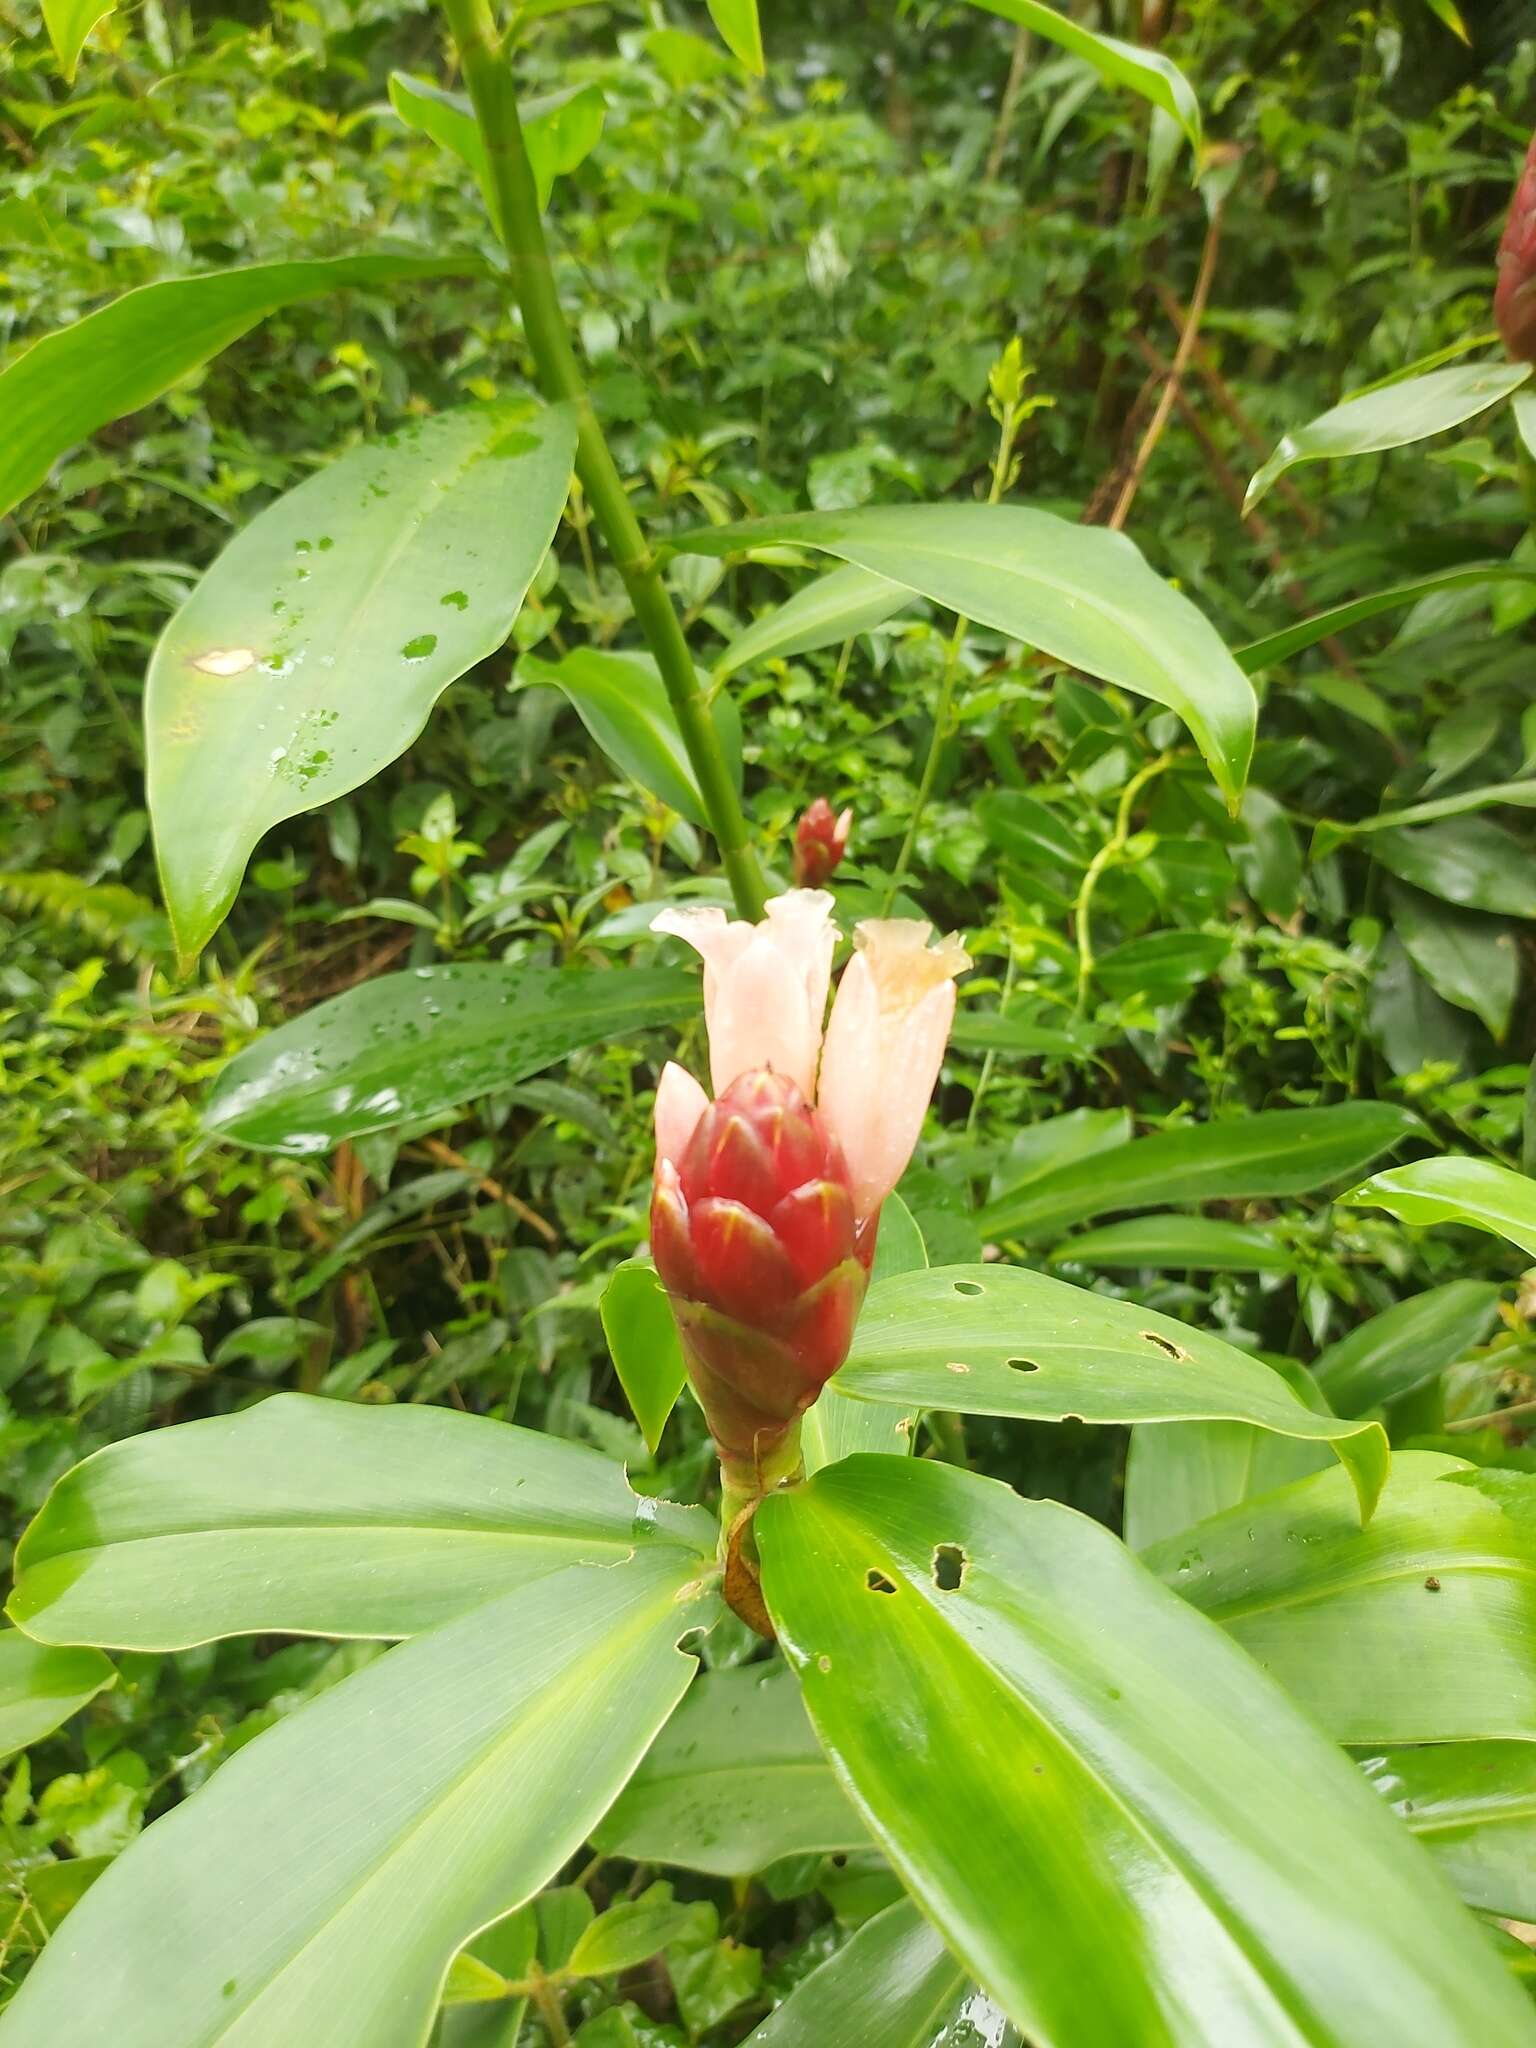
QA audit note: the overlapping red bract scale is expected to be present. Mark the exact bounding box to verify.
[791,797,850,888]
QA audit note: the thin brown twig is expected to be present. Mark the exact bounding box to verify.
[418,1136,558,1243]
[1107,205,1223,530]
[984,26,1032,185]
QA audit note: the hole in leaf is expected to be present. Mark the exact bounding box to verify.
[953,1280,983,1296]
[865,1569,898,1595]
[675,1625,708,1657]
[931,1544,967,1591]
[1061,1412,1084,1425]
[1141,1330,1187,1361]
[1007,1356,1040,1373]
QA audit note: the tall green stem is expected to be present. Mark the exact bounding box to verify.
[439,0,766,920]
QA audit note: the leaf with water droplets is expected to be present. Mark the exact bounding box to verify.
[146,400,576,972]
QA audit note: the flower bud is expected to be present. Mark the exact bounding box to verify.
[792,798,852,889]
[650,1068,866,1483]
[1497,129,1536,364]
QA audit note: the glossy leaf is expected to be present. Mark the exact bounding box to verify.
[1091,928,1230,998]
[1344,1155,1536,1259]
[674,505,1256,806]
[803,1194,925,1475]
[978,1101,1416,1239]
[1244,362,1531,511]
[148,401,576,967]
[1123,1410,1334,1553]
[978,790,1087,871]
[1388,883,1520,1038]
[593,1662,866,1878]
[1236,563,1536,673]
[714,564,913,680]
[388,73,605,213]
[0,254,474,522]
[0,1632,114,1761]
[203,963,696,1154]
[602,1258,687,1455]
[1,1552,707,2048]
[1320,778,1536,843]
[41,0,115,76]
[705,0,764,73]
[1362,1744,1536,1920]
[746,1899,1013,2048]
[1371,819,1536,919]
[1149,1452,1536,1743]
[9,1393,711,1650]
[968,0,1201,152]
[519,649,742,825]
[1052,1214,1292,1273]
[1313,1280,1503,1415]
[837,1264,1389,1518]
[758,1457,1530,2048]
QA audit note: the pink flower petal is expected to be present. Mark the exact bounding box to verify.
[654,1060,709,1171]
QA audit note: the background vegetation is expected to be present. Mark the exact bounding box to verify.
[2,0,1535,2033]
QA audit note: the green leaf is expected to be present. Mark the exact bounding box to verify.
[744,1899,985,2048]
[1051,1214,1292,1273]
[1370,819,1536,920]
[0,1632,114,1761]
[519,649,742,824]
[601,1258,687,1456]
[9,1392,711,1650]
[803,1194,926,1476]
[757,1457,1530,2047]
[147,400,576,968]
[1123,1390,1336,1553]
[1313,1280,1503,1415]
[1387,883,1520,1038]
[1236,564,1536,673]
[967,0,1201,152]
[566,1883,707,1978]
[1091,928,1230,998]
[714,565,914,680]
[1318,778,1536,845]
[1419,0,1470,42]
[594,1662,865,1878]
[1148,1453,1536,1744]
[41,0,115,77]
[978,790,1088,871]
[1244,362,1532,512]
[0,1552,708,2048]
[978,1101,1417,1239]
[0,254,476,523]
[705,0,764,73]
[1343,1155,1536,1260]
[1363,1745,1536,1920]
[388,74,606,214]
[203,964,696,1154]
[837,1264,1389,1520]
[1233,787,1303,919]
[673,505,1256,807]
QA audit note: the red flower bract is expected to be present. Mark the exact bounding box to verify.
[651,1069,868,1476]
[1496,129,1536,364]
[791,797,851,889]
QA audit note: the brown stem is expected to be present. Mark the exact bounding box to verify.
[1107,206,1224,531]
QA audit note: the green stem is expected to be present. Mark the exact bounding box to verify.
[439,0,766,920]
[1072,751,1174,1010]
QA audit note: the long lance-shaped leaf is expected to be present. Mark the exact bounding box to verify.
[0,253,477,520]
[979,1100,1417,1239]
[593,1662,867,1878]
[1236,562,1536,672]
[1362,1743,1536,1922]
[713,564,916,679]
[1244,361,1532,512]
[1343,1155,1536,1260]
[8,1394,712,1651]
[757,1457,1534,2048]
[148,399,576,969]
[1146,1453,1536,1744]
[0,1552,709,2048]
[672,504,1256,807]
[744,1898,1013,2048]
[1310,779,1536,858]
[0,1633,114,1761]
[966,0,1200,153]
[834,1264,1389,1520]
[202,963,697,1155]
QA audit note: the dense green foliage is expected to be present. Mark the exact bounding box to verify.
[4,0,1536,2037]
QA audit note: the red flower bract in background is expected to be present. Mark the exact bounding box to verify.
[1496,129,1536,364]
[791,797,852,888]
